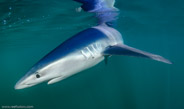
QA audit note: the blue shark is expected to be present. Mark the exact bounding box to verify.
[15,25,171,89]
[15,0,171,89]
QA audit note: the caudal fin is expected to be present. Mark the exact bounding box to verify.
[103,44,172,64]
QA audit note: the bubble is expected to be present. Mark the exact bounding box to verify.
[3,20,7,25]
[76,7,82,12]
[26,19,30,22]
[9,6,12,10]
[8,12,12,16]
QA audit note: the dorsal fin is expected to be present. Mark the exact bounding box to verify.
[74,0,119,27]
[74,0,117,12]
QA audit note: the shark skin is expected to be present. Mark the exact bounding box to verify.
[15,24,171,89]
[15,0,172,90]
[14,25,123,89]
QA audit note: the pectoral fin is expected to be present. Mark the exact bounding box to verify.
[48,76,66,85]
[103,44,172,64]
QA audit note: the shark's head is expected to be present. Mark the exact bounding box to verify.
[14,61,62,89]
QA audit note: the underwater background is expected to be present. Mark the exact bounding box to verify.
[0,0,184,109]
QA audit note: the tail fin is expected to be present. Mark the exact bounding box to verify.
[103,44,172,64]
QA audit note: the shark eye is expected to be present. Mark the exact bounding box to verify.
[36,74,40,78]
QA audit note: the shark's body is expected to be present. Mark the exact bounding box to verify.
[15,25,171,89]
[15,0,171,89]
[15,25,122,89]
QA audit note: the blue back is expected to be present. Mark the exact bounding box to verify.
[28,28,107,74]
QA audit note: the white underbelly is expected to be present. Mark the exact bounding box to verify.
[60,51,104,77]
[42,41,106,80]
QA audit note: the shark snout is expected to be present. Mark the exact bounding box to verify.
[14,72,58,90]
[14,74,37,90]
[14,77,34,90]
[14,81,34,89]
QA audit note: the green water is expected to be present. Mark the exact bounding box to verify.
[0,0,184,109]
